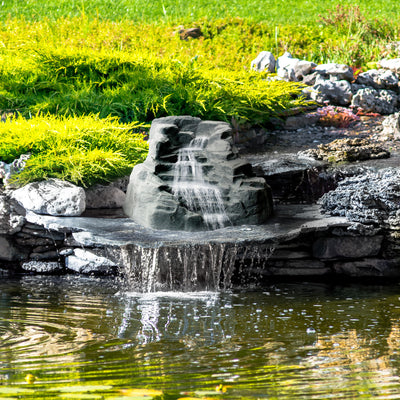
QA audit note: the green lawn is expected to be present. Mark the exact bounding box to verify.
[2,0,399,24]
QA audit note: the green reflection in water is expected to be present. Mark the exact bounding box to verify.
[1,275,400,399]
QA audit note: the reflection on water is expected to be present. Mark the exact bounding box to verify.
[1,276,400,398]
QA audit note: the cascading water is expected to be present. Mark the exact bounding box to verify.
[121,116,274,291]
[120,241,275,292]
[172,136,230,230]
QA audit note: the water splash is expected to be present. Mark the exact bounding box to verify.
[172,137,230,229]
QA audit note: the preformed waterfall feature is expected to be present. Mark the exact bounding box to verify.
[123,116,273,231]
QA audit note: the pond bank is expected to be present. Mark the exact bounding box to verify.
[2,110,400,289]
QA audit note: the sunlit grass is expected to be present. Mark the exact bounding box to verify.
[1,0,399,24]
[0,114,148,187]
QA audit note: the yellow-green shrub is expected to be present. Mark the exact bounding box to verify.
[0,114,148,187]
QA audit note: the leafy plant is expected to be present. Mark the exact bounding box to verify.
[315,106,360,128]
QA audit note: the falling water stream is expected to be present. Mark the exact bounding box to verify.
[172,137,230,230]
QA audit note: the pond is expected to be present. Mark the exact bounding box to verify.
[1,275,400,399]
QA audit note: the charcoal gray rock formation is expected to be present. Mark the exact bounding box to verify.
[123,116,273,231]
[320,168,400,228]
[314,63,354,82]
[310,78,353,106]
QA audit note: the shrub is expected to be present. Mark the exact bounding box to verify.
[0,114,149,187]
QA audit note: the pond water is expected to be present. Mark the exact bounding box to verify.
[1,275,400,399]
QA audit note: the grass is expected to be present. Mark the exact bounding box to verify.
[0,1,399,187]
[1,0,399,25]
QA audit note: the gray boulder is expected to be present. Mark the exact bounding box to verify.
[379,58,400,74]
[356,69,399,91]
[351,87,398,114]
[65,249,117,274]
[310,79,352,106]
[0,154,30,189]
[294,60,317,80]
[276,52,299,81]
[124,116,273,231]
[314,63,354,82]
[0,236,27,261]
[22,261,63,273]
[381,112,400,140]
[11,178,86,216]
[85,184,126,209]
[251,51,276,73]
[276,53,316,81]
[0,193,25,235]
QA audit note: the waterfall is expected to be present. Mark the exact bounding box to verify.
[120,242,275,292]
[172,137,230,230]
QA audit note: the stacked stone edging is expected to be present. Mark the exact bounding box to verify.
[252,51,400,115]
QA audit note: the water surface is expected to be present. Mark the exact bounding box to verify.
[1,276,400,399]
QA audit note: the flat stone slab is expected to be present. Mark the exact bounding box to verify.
[25,204,349,248]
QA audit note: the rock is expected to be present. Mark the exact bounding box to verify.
[65,249,117,274]
[381,112,400,140]
[11,178,86,216]
[276,52,295,71]
[300,138,390,162]
[313,236,383,259]
[0,154,30,188]
[179,27,203,40]
[356,69,399,91]
[251,153,327,203]
[302,71,319,86]
[85,184,126,209]
[267,259,330,275]
[320,168,400,227]
[314,63,354,82]
[0,193,25,235]
[276,52,300,81]
[379,58,400,74]
[333,258,400,277]
[0,236,28,261]
[351,87,398,114]
[124,116,273,231]
[283,113,320,130]
[276,54,316,82]
[21,261,63,273]
[293,60,317,80]
[310,79,352,106]
[30,250,59,261]
[251,51,276,73]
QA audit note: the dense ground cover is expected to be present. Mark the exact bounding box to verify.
[0,115,148,187]
[0,1,399,187]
